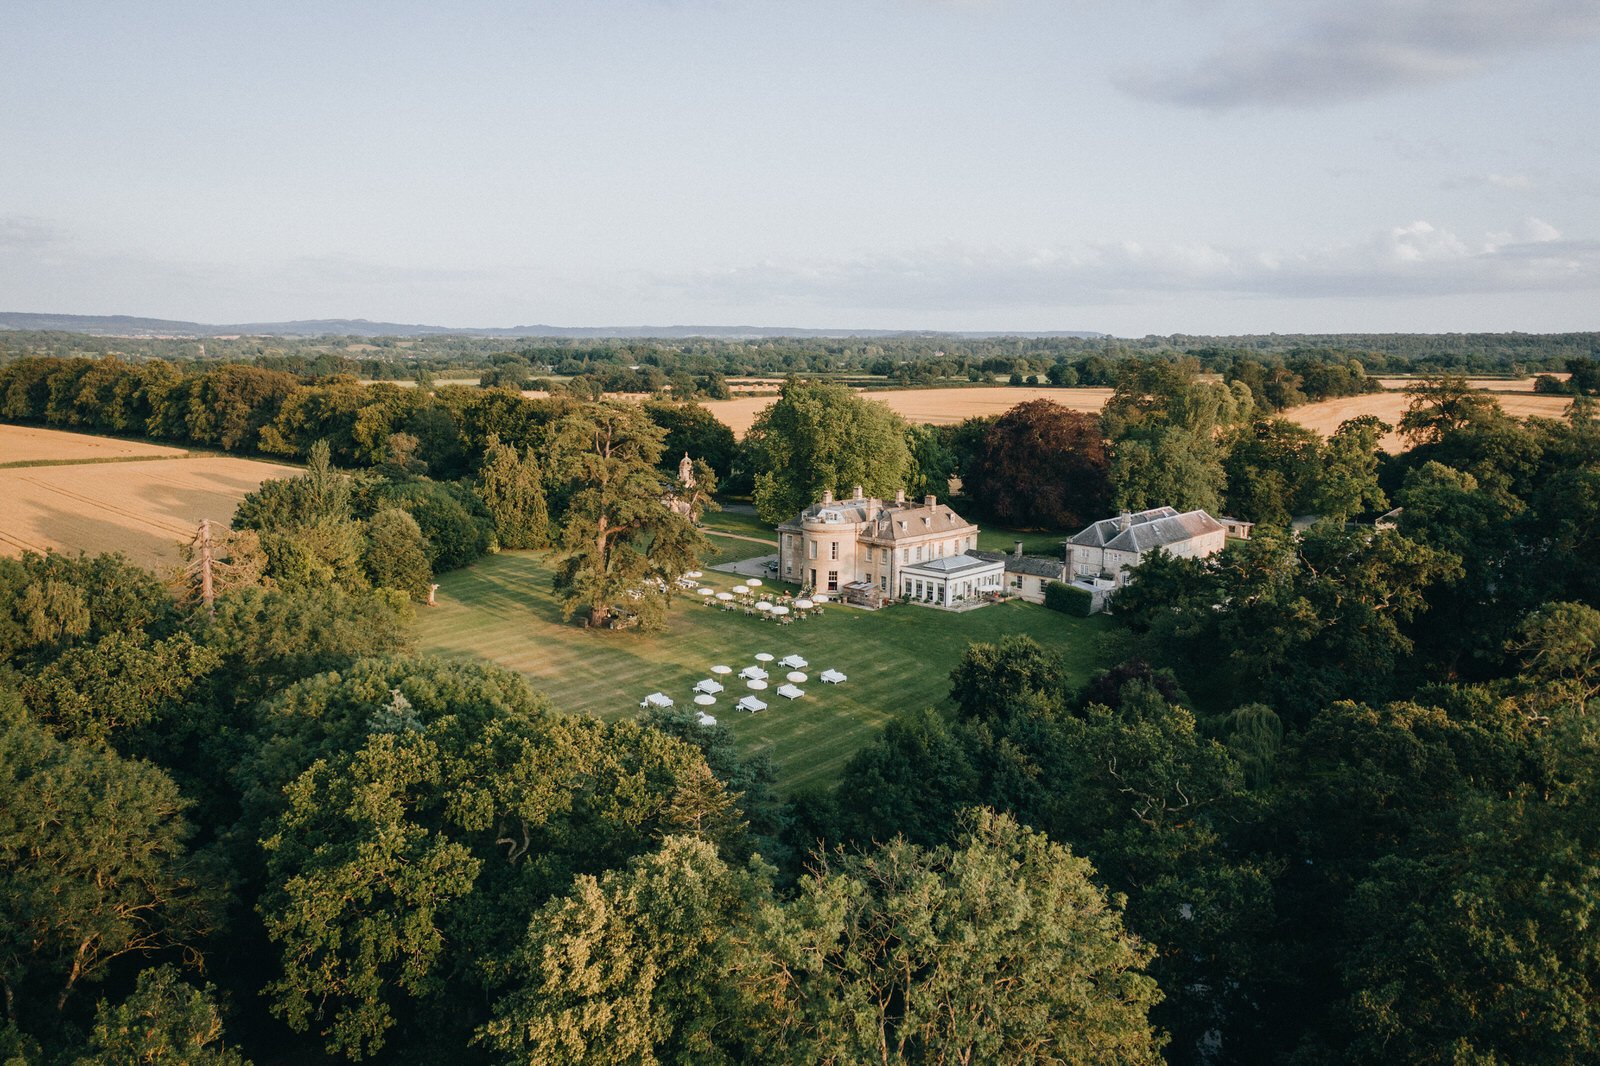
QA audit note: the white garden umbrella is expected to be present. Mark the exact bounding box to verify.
[794,599,814,609]
[755,601,773,612]
[755,652,774,662]
[697,587,714,596]
[747,679,768,690]
[746,578,762,587]
[787,671,807,683]
[694,693,716,706]
[771,605,790,616]
[716,591,734,601]
[710,664,732,675]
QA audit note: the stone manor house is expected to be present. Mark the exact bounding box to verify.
[777,488,1004,608]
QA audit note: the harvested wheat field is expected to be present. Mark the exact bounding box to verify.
[0,434,299,569]
[1287,393,1573,453]
[702,386,1115,436]
[0,424,191,465]
[1375,375,1567,393]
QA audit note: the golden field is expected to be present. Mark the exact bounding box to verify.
[702,384,1570,453]
[0,427,298,570]
[1374,375,1567,393]
[1285,392,1573,453]
[701,386,1115,436]
[0,424,190,465]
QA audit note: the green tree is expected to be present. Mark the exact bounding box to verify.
[478,435,551,550]
[1103,361,1251,513]
[0,714,222,1024]
[742,380,914,525]
[732,809,1165,1065]
[481,836,767,1065]
[1313,415,1389,520]
[548,403,706,629]
[369,478,493,572]
[1399,374,1502,445]
[1221,418,1323,525]
[76,965,248,1066]
[21,631,220,744]
[0,553,176,666]
[904,423,957,503]
[362,507,433,601]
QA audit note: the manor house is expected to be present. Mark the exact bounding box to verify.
[1063,506,1227,588]
[777,488,1003,608]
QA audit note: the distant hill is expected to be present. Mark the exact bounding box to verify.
[0,311,1106,341]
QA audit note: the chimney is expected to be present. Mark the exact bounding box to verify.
[894,488,906,505]
[852,485,863,500]
[1118,511,1132,532]
[822,488,834,505]
[1013,540,1024,558]
[924,494,936,508]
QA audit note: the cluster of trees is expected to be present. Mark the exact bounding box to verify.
[789,389,1600,1061]
[1,546,1167,1064]
[1219,351,1379,411]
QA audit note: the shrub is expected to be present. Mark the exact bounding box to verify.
[1044,580,1093,617]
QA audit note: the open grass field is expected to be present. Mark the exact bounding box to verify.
[415,551,1117,793]
[1285,392,1573,452]
[0,428,299,569]
[700,386,1115,436]
[0,424,191,466]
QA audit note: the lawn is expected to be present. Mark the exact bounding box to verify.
[415,551,1118,793]
[699,534,776,568]
[700,508,777,541]
[976,527,1071,555]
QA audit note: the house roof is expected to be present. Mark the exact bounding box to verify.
[778,496,977,541]
[1067,508,1224,553]
[865,502,975,542]
[902,553,1002,577]
[1066,507,1180,548]
[972,549,1068,579]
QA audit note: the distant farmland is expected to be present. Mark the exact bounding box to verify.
[701,386,1114,436]
[700,383,1572,451]
[1285,392,1572,452]
[0,426,297,569]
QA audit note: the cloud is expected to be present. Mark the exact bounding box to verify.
[1442,172,1537,192]
[650,218,1600,312]
[1118,0,1600,109]
[0,216,65,250]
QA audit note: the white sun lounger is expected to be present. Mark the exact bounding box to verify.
[737,696,767,713]
[696,711,717,726]
[694,679,725,695]
[777,684,805,700]
[640,692,674,709]
[739,666,768,681]
[820,670,846,684]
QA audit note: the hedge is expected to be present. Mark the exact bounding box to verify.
[1044,580,1094,617]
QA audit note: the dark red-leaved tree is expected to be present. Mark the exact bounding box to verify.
[968,400,1111,529]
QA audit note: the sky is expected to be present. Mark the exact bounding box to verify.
[2,0,1599,336]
